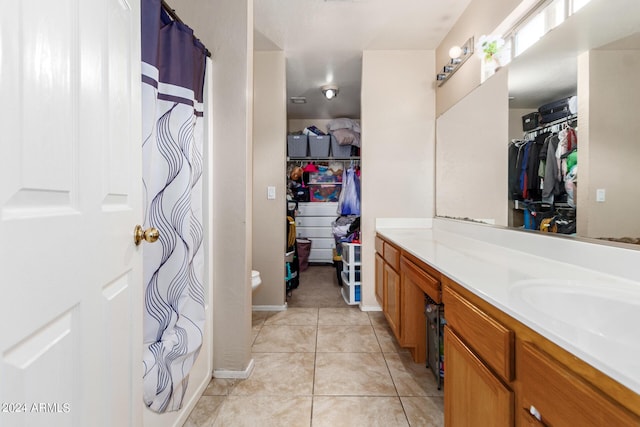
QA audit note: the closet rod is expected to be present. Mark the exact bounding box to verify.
[526,113,577,135]
[161,0,212,58]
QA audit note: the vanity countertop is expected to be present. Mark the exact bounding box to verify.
[376,224,640,396]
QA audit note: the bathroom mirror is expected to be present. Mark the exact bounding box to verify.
[437,0,640,244]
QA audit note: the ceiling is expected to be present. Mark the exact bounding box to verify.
[253,0,472,119]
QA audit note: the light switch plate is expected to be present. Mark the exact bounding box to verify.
[596,188,605,202]
[267,186,276,200]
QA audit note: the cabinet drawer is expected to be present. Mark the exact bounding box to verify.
[375,235,384,255]
[308,248,333,263]
[518,341,640,427]
[383,241,400,271]
[400,256,440,303]
[443,286,514,382]
[297,226,334,238]
[297,202,338,216]
[296,216,334,227]
[306,238,335,250]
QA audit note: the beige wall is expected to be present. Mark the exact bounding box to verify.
[509,108,535,140]
[361,50,436,309]
[436,69,509,225]
[172,0,255,375]
[436,0,522,116]
[252,51,287,308]
[577,49,640,239]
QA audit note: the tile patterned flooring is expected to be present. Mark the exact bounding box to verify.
[183,267,444,426]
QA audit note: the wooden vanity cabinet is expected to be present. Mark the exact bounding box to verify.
[374,252,384,307]
[375,235,442,363]
[383,262,401,338]
[517,341,639,427]
[376,235,640,426]
[375,235,401,339]
[443,282,515,427]
[444,278,640,427]
[445,328,514,427]
[443,285,514,381]
[400,254,441,363]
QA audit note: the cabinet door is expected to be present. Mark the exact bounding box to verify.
[518,341,640,427]
[400,266,427,363]
[444,328,513,427]
[384,263,401,340]
[375,253,385,306]
[443,286,514,382]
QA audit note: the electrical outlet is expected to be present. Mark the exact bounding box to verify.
[596,189,605,202]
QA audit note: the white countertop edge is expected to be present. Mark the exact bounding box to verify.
[376,219,640,395]
[375,217,433,229]
[433,217,640,283]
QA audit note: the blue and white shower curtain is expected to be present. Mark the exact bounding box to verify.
[141,0,207,413]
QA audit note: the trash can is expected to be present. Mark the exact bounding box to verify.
[296,238,312,272]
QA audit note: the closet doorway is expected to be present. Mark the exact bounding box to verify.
[286,118,361,309]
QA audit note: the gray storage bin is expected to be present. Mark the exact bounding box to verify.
[287,134,308,158]
[308,135,330,157]
[330,135,353,158]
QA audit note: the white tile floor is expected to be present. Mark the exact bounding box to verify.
[182,307,444,426]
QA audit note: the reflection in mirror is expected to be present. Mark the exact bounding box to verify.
[506,0,640,243]
[436,70,509,227]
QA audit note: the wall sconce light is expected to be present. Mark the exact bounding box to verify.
[321,84,339,100]
[436,36,474,86]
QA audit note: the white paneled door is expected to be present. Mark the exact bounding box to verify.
[0,1,143,426]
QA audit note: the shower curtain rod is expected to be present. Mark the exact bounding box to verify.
[161,0,212,58]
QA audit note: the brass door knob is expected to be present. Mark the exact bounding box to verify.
[134,225,160,246]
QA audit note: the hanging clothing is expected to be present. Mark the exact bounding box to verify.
[508,140,526,200]
[141,0,208,413]
[526,133,547,200]
[563,149,578,207]
[542,134,562,203]
[519,141,531,199]
[337,166,361,216]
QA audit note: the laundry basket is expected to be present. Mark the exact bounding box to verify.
[296,238,312,272]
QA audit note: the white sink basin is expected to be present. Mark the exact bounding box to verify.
[509,279,640,346]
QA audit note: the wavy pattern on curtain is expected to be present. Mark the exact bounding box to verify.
[140,0,207,413]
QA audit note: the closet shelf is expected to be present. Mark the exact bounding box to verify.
[523,114,577,136]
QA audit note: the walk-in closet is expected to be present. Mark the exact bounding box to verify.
[285,118,362,306]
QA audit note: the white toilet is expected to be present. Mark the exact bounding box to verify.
[251,270,262,291]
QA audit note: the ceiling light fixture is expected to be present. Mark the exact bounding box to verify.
[437,36,474,86]
[321,84,339,100]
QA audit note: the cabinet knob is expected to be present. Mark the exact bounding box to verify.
[529,405,542,422]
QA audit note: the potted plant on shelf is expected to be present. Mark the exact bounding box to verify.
[477,35,506,81]
[479,35,505,67]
